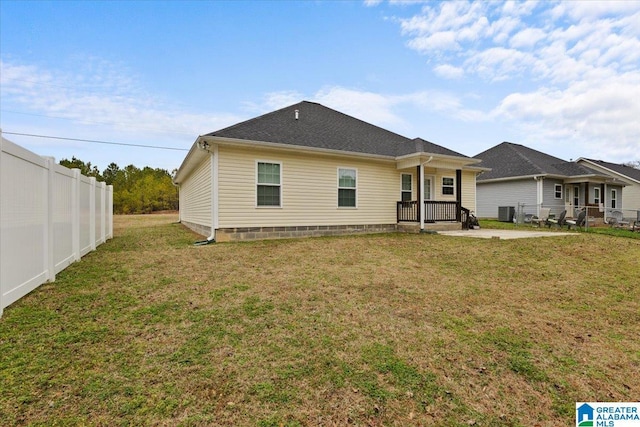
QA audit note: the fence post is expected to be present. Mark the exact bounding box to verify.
[90,177,96,251]
[107,185,113,240]
[0,130,4,317]
[72,169,81,262]
[99,181,106,244]
[45,157,56,283]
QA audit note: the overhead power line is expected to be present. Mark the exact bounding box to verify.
[0,109,195,136]
[2,131,190,151]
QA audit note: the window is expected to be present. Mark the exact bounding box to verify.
[442,177,454,196]
[574,186,580,207]
[256,162,281,207]
[611,189,617,209]
[594,187,600,204]
[555,184,562,199]
[401,174,412,201]
[338,168,357,207]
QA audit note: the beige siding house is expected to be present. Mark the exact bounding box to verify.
[174,101,485,242]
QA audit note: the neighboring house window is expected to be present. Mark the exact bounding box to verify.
[442,177,454,196]
[555,184,562,199]
[256,161,281,207]
[401,174,412,201]
[594,187,600,205]
[338,168,357,207]
[611,189,617,209]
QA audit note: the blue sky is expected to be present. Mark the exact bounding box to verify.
[1,0,639,172]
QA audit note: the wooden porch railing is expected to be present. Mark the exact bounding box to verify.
[397,200,419,222]
[397,201,469,227]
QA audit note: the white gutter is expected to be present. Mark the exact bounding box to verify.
[205,136,396,162]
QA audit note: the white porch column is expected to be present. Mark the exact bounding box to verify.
[419,163,425,230]
[603,183,608,223]
[536,176,544,216]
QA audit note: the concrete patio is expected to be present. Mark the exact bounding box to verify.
[437,228,575,239]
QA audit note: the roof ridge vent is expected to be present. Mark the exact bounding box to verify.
[295,109,299,120]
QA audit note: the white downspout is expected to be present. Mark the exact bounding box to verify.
[206,143,218,242]
[193,139,218,245]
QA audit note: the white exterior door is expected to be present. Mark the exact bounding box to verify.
[424,176,434,201]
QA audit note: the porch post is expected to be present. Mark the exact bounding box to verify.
[456,169,462,222]
[536,177,544,216]
[416,166,421,224]
[585,182,589,205]
[419,164,425,230]
[603,183,608,223]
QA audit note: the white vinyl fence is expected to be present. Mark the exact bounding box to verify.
[1,135,113,317]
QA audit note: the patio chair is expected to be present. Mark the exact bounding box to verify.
[531,208,551,228]
[547,209,566,228]
[566,209,586,230]
[607,210,629,228]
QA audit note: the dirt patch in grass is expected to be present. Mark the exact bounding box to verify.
[1,213,639,426]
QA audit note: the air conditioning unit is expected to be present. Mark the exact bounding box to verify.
[498,206,515,222]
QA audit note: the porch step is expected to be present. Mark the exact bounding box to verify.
[398,222,462,233]
[423,222,463,232]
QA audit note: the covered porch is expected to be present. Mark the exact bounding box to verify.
[396,200,471,230]
[394,144,484,231]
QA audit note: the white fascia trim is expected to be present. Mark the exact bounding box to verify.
[395,151,482,166]
[477,174,550,184]
[202,136,396,162]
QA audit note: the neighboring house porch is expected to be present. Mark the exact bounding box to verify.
[474,142,625,222]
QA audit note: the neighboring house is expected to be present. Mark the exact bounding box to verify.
[473,142,624,221]
[576,158,640,212]
[173,101,485,242]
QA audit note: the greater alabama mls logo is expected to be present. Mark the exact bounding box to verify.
[576,402,640,427]
[577,403,594,427]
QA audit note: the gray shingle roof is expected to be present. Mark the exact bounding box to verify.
[581,158,640,182]
[207,101,471,159]
[402,137,470,158]
[474,142,604,181]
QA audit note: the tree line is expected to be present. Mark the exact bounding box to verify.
[59,157,179,214]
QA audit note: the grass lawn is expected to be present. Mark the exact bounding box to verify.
[1,213,639,426]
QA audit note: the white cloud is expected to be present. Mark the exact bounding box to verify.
[311,86,486,127]
[381,0,640,162]
[313,86,406,127]
[433,64,464,79]
[0,59,240,140]
[493,73,640,160]
[407,30,459,53]
[509,27,547,49]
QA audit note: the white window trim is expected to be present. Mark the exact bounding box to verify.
[441,176,455,197]
[594,187,601,204]
[401,173,413,201]
[337,167,358,209]
[255,160,282,208]
[554,184,563,199]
